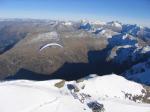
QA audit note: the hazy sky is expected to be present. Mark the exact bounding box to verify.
[0,0,150,26]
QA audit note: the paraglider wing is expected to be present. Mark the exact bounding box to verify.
[40,43,63,51]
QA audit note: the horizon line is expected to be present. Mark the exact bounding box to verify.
[0,17,149,28]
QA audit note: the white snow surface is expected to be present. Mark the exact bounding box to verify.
[141,46,150,53]
[100,29,106,34]
[0,74,150,112]
[62,21,72,26]
[79,74,144,99]
[81,19,106,25]
[107,21,122,29]
[91,21,106,25]
[124,59,150,85]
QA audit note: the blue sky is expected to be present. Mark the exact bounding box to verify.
[0,0,150,26]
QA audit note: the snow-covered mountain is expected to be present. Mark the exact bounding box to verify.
[79,20,150,42]
[123,59,150,85]
[106,34,150,65]
[106,21,122,32]
[122,24,150,41]
[79,20,150,74]
[0,74,150,112]
[79,20,150,86]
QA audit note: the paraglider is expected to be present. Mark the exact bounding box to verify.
[40,43,63,51]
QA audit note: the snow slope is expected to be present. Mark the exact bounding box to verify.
[122,24,150,41]
[0,74,150,112]
[105,32,150,65]
[124,59,150,85]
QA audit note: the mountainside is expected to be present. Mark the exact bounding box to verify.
[0,19,150,85]
[123,59,150,85]
[0,74,150,112]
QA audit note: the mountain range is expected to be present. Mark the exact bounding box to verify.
[0,18,150,112]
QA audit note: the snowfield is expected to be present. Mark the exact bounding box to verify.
[124,59,150,85]
[0,74,150,112]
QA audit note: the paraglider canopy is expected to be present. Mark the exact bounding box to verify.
[40,43,63,51]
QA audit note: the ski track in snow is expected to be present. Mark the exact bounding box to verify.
[0,81,61,112]
[1,75,150,112]
[22,97,58,112]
